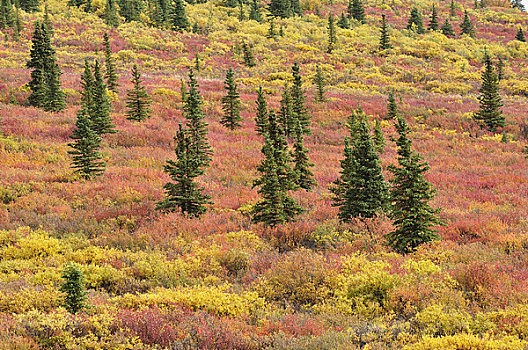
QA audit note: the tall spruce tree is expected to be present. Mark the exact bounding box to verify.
[338,12,350,29]
[441,18,455,36]
[104,0,119,27]
[460,10,475,37]
[407,7,425,34]
[13,5,21,41]
[386,117,442,254]
[0,0,14,29]
[157,124,212,216]
[171,0,189,31]
[331,114,389,224]
[327,14,337,53]
[268,0,291,18]
[80,59,94,109]
[474,51,504,132]
[251,111,301,226]
[90,60,116,134]
[255,85,268,136]
[242,42,256,67]
[220,67,242,130]
[515,27,526,42]
[428,3,439,31]
[450,0,456,16]
[60,263,88,314]
[387,91,399,119]
[184,68,212,168]
[125,64,151,122]
[373,119,385,153]
[292,119,315,190]
[249,0,262,22]
[379,14,392,50]
[351,0,365,23]
[291,63,311,135]
[313,65,325,102]
[278,83,293,136]
[103,32,119,93]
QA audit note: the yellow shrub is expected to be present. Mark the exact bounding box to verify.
[405,334,527,350]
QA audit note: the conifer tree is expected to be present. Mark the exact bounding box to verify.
[291,63,311,135]
[90,60,115,134]
[515,27,526,42]
[27,22,47,108]
[0,0,14,30]
[497,57,504,81]
[474,51,504,132]
[290,0,301,16]
[242,41,256,67]
[251,111,302,226]
[278,83,293,136]
[13,6,21,41]
[157,124,212,216]
[338,12,350,29]
[249,0,262,22]
[386,117,442,254]
[292,119,315,190]
[511,0,525,11]
[441,18,455,36]
[80,59,94,109]
[103,32,119,94]
[327,14,337,53]
[194,52,200,72]
[407,7,425,34]
[184,68,212,168]
[331,113,389,224]
[238,0,245,21]
[379,14,392,50]
[104,0,119,27]
[44,55,66,112]
[221,67,242,130]
[19,0,38,12]
[43,3,52,34]
[255,85,268,135]
[347,0,353,18]
[373,119,385,153]
[428,3,439,31]
[460,10,475,37]
[180,78,187,102]
[450,0,456,16]
[125,64,151,122]
[171,0,189,31]
[268,0,291,18]
[387,91,399,119]
[313,65,325,102]
[60,263,88,314]
[351,0,365,23]
[267,18,277,39]
[68,109,106,179]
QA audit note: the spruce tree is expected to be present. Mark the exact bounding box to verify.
[255,85,268,136]
[68,109,106,179]
[125,64,151,122]
[347,0,353,18]
[60,263,88,314]
[373,119,385,153]
[497,57,504,81]
[511,0,525,11]
[242,42,256,67]
[238,0,245,21]
[80,59,94,109]
[249,0,262,22]
[184,68,212,168]
[331,114,388,224]
[292,119,315,190]
[327,14,337,53]
[251,111,301,226]
[13,6,21,41]
[428,3,439,31]
[291,63,311,135]
[157,124,212,216]
[90,60,116,134]
[104,0,119,27]
[450,0,456,17]
[278,83,293,136]
[103,32,119,94]
[313,65,325,102]
[27,22,47,108]
[387,91,399,119]
[268,0,291,18]
[338,12,350,29]
[379,14,392,50]
[351,0,365,23]
[221,67,242,130]
[386,117,442,254]
[460,10,475,37]
[290,0,301,16]
[441,18,455,36]
[407,7,425,34]
[171,0,189,31]
[515,27,526,42]
[43,3,52,34]
[474,51,504,132]
[267,18,277,39]
[180,78,187,102]
[194,52,200,72]
[0,0,14,30]
[19,0,38,12]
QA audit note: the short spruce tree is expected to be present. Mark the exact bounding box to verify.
[291,63,311,135]
[428,4,439,31]
[90,60,116,134]
[313,65,325,102]
[255,85,268,136]
[103,32,119,93]
[460,10,475,37]
[220,68,242,130]
[172,0,189,31]
[379,14,392,50]
[474,51,504,132]
[327,14,337,53]
[292,119,315,190]
[407,7,425,34]
[126,64,151,122]
[350,0,365,23]
[441,18,455,36]
[60,263,88,314]
[515,27,526,42]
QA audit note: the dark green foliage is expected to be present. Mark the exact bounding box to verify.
[180,78,187,102]
[150,0,171,26]
[291,63,311,135]
[268,0,299,18]
[171,0,189,31]
[511,0,525,11]
[252,111,302,226]
[255,86,268,136]
[90,60,116,134]
[103,32,119,94]
[497,57,504,81]
[183,68,212,168]
[43,3,52,34]
[313,65,325,102]
[331,111,389,223]
[19,0,39,12]
[80,59,94,109]
[26,22,65,112]
[407,7,425,34]
[450,0,456,16]
[238,0,245,21]
[60,263,88,314]
[373,119,385,153]
[292,119,315,191]
[474,51,504,132]
[267,19,277,39]
[13,6,21,41]
[386,91,399,119]
[279,24,284,36]
[278,83,293,136]
[515,27,525,42]
[327,14,337,53]
[350,0,365,23]
[125,64,151,122]
[221,68,242,130]
[0,0,14,30]
[386,117,442,254]
[428,4,439,31]
[379,14,392,50]
[194,52,200,72]
[242,42,256,67]
[68,110,106,179]
[441,18,455,36]
[338,12,350,29]
[118,0,145,22]
[105,0,119,27]
[157,124,212,217]
[460,10,475,37]
[249,0,262,22]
